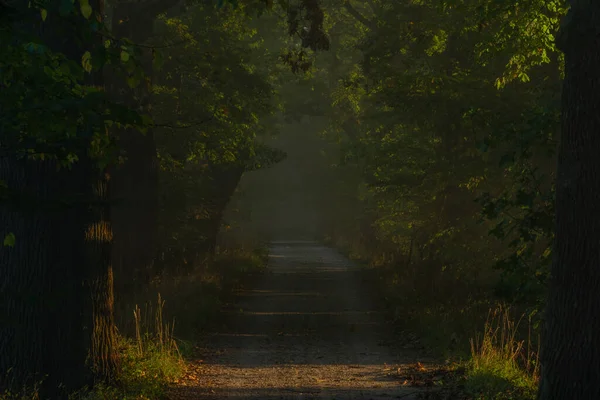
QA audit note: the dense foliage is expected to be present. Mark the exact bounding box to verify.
[305,0,566,311]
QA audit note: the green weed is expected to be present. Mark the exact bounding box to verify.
[78,294,185,400]
[465,306,539,400]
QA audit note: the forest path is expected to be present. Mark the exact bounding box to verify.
[168,241,436,399]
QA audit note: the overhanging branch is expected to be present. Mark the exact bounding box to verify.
[343,1,375,29]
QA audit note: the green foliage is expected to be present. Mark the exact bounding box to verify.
[316,0,563,313]
[309,4,562,398]
[149,2,286,267]
[0,1,149,167]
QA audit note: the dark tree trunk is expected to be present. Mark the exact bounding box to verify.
[0,1,120,393]
[108,0,182,294]
[538,3,600,399]
[79,0,121,385]
[84,168,120,384]
[0,1,118,395]
[0,159,90,398]
[108,2,160,294]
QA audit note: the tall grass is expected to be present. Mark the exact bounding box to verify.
[465,305,539,400]
[328,233,543,399]
[1,294,185,400]
[81,293,185,400]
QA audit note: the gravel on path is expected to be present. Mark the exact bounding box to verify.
[168,241,438,400]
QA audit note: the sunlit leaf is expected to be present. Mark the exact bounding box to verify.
[81,50,92,73]
[3,233,15,247]
[80,0,92,19]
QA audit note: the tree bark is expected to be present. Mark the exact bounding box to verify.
[538,3,600,399]
[0,1,117,395]
[204,165,245,258]
[108,0,160,294]
[108,0,184,293]
[85,170,120,384]
[0,158,90,398]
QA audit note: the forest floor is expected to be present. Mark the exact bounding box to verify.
[167,241,462,400]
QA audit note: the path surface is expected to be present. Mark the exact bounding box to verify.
[169,241,435,399]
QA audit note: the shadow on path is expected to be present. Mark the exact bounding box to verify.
[169,241,435,399]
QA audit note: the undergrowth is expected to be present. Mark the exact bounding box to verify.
[465,306,539,400]
[77,293,185,400]
[1,246,268,400]
[326,236,540,400]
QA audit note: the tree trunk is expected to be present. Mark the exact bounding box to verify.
[0,0,119,395]
[538,3,600,399]
[108,2,160,295]
[0,158,90,398]
[83,166,121,384]
[204,165,245,258]
[109,0,182,295]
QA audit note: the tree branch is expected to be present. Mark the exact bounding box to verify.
[343,1,375,29]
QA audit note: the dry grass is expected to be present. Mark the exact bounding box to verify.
[465,305,539,399]
[78,294,185,400]
[328,235,542,399]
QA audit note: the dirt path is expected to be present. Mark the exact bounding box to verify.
[169,241,436,399]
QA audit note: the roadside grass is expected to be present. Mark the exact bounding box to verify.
[385,282,540,399]
[0,386,41,400]
[464,306,539,400]
[326,236,540,400]
[79,294,185,400]
[387,281,540,400]
[1,245,268,400]
[1,295,185,400]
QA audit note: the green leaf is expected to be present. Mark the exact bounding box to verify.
[126,74,141,88]
[3,233,15,247]
[79,0,92,19]
[120,50,130,63]
[81,51,92,73]
[40,8,47,21]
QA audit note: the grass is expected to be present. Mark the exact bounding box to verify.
[2,245,268,400]
[1,295,185,400]
[465,306,539,400]
[326,235,541,400]
[77,293,186,400]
